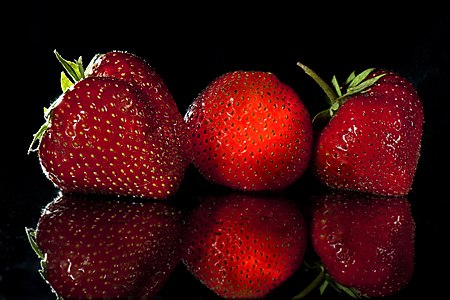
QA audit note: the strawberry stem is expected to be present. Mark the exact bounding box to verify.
[292,261,365,299]
[297,62,338,103]
[297,62,386,125]
[297,62,340,125]
[292,264,325,299]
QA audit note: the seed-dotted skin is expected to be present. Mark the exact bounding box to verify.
[38,77,184,199]
[35,193,185,299]
[313,71,424,196]
[185,71,313,191]
[183,192,308,299]
[310,191,415,297]
[87,50,192,161]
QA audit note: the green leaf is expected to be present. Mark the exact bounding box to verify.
[60,71,74,92]
[344,70,356,85]
[319,280,329,295]
[330,101,339,112]
[347,73,386,95]
[27,122,48,154]
[334,71,387,108]
[320,272,366,299]
[331,75,342,97]
[75,56,85,77]
[25,227,43,259]
[291,262,326,299]
[348,68,374,89]
[25,227,63,299]
[27,94,64,154]
[54,50,85,83]
[312,109,332,125]
[334,281,365,299]
[25,228,47,279]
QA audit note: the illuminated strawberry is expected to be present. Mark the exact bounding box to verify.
[182,191,308,299]
[184,70,313,191]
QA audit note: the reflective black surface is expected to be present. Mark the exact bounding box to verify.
[2,7,449,299]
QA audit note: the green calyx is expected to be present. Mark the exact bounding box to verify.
[292,261,366,299]
[27,50,100,154]
[25,227,63,300]
[55,50,86,92]
[297,62,386,125]
[25,227,46,279]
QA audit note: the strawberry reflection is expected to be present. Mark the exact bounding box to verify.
[296,191,415,299]
[182,190,308,299]
[27,192,185,299]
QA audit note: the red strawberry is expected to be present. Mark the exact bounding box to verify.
[298,63,424,196]
[294,191,415,299]
[184,70,313,191]
[26,192,185,299]
[182,191,308,299]
[86,50,191,158]
[28,50,190,199]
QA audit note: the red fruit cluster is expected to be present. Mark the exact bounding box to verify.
[27,50,192,299]
[26,50,423,299]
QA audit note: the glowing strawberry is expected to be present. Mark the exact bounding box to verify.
[184,70,313,191]
[28,50,190,199]
[26,192,185,299]
[182,191,308,299]
[298,63,424,196]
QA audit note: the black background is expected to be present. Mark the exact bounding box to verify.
[2,4,449,299]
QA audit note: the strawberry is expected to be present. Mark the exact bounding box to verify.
[26,192,185,299]
[182,191,308,299]
[28,50,190,199]
[298,63,424,196]
[86,50,191,158]
[184,70,313,191]
[294,191,415,299]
